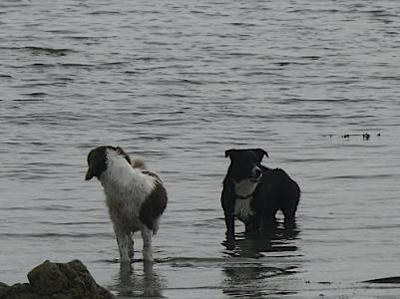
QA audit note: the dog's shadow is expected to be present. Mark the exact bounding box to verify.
[113,262,163,298]
[223,226,300,258]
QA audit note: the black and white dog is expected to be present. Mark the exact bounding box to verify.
[85,146,167,263]
[221,148,300,241]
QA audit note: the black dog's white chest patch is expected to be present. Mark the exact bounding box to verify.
[234,179,259,198]
[234,197,254,222]
[233,179,259,222]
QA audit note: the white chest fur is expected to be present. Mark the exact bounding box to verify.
[234,197,253,222]
[233,179,259,222]
[234,179,259,198]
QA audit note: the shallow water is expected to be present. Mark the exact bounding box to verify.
[1,0,400,297]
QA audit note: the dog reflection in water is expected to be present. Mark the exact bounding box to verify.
[115,262,163,298]
[222,230,300,298]
[223,227,300,257]
[85,146,167,264]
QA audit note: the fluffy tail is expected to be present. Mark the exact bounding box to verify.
[132,158,147,170]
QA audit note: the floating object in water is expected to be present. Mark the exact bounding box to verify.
[363,276,400,284]
[333,132,381,140]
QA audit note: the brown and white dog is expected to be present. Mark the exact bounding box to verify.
[85,146,167,263]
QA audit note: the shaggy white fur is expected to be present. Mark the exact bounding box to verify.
[98,149,158,263]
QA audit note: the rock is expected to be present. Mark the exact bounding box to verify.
[0,283,39,299]
[0,283,10,299]
[28,260,69,295]
[0,283,8,290]
[0,260,115,299]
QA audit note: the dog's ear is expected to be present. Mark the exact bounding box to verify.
[253,148,268,162]
[115,146,131,164]
[115,146,124,154]
[85,146,107,181]
[85,169,94,180]
[225,149,236,158]
[85,150,97,180]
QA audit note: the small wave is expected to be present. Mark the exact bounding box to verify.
[59,63,95,68]
[44,30,80,34]
[89,10,125,16]
[0,232,113,238]
[228,52,256,57]
[158,93,187,98]
[308,224,400,232]
[280,157,344,163]
[65,36,92,40]
[0,205,102,212]
[13,98,43,103]
[159,257,225,264]
[96,257,225,265]
[274,61,312,67]
[229,22,256,27]
[21,92,48,97]
[180,79,204,85]
[10,62,94,70]
[155,256,299,268]
[38,221,109,226]
[325,173,394,180]
[21,46,76,56]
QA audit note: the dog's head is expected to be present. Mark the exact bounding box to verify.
[85,146,131,180]
[225,148,268,182]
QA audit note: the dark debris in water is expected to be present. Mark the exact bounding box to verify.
[325,132,382,140]
[363,276,400,284]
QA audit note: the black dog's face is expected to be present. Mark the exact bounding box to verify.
[225,148,268,182]
[85,146,131,180]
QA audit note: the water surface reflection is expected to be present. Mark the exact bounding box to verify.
[222,227,301,297]
[112,262,163,298]
[223,226,300,257]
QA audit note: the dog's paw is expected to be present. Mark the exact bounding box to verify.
[223,238,235,250]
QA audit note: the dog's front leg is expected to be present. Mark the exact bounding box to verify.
[225,213,235,242]
[261,212,277,236]
[245,216,260,238]
[221,187,235,243]
[141,226,153,263]
[114,225,132,263]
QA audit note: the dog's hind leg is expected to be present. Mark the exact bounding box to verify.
[282,208,297,229]
[128,233,134,259]
[281,179,300,229]
[281,195,299,229]
[141,226,153,263]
